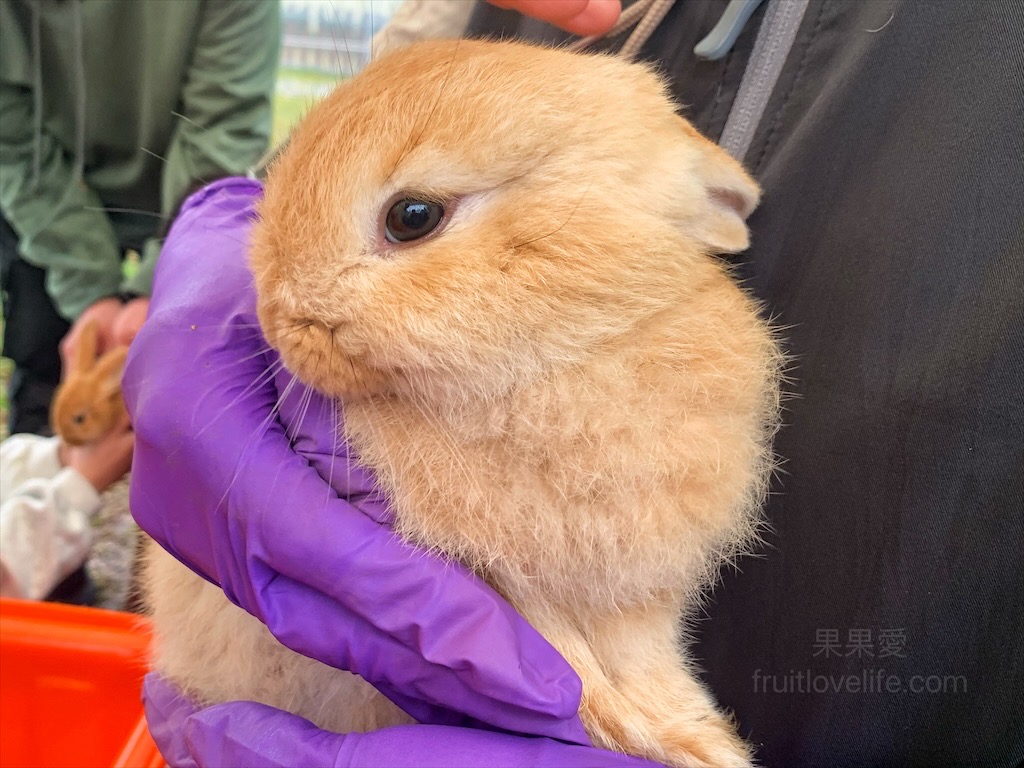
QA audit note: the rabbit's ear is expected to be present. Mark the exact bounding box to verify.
[76,319,100,374]
[679,122,761,254]
[95,347,129,399]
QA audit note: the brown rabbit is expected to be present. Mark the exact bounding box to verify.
[51,320,129,446]
[144,40,784,767]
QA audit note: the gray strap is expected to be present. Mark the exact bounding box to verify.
[719,0,812,162]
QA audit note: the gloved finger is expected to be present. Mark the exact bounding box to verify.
[143,674,661,768]
[142,673,200,768]
[487,0,621,35]
[126,179,585,742]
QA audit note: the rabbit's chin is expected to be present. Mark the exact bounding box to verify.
[61,430,99,447]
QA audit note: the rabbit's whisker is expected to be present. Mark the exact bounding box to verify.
[170,110,204,129]
[386,38,461,182]
[184,357,286,446]
[217,368,301,512]
[232,344,276,365]
[83,206,164,219]
[327,1,355,78]
[510,181,594,250]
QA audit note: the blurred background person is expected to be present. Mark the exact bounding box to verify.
[0,415,133,602]
[0,0,281,435]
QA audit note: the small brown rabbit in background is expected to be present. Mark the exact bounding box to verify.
[145,40,784,767]
[51,320,129,446]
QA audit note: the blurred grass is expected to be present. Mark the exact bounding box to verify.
[0,67,341,439]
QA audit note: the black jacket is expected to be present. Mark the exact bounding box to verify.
[466,2,1024,766]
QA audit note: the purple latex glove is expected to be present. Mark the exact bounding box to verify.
[123,178,587,742]
[144,674,661,768]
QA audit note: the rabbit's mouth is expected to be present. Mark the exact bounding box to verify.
[260,309,392,402]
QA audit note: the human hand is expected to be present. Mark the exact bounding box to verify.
[143,674,660,768]
[59,413,134,493]
[60,297,122,378]
[111,297,150,348]
[122,178,587,741]
[487,0,621,35]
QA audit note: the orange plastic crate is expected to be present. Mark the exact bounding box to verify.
[0,598,162,768]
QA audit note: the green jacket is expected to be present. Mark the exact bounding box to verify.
[0,0,280,320]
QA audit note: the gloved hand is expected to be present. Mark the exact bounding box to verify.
[123,178,585,740]
[144,674,660,768]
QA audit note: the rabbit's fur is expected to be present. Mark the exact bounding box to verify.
[51,320,129,446]
[145,41,784,767]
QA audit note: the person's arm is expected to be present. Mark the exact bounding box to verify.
[0,428,134,600]
[124,0,280,299]
[0,80,122,322]
[0,435,98,599]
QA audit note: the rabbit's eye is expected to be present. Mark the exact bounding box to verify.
[384,198,444,243]
[72,413,86,425]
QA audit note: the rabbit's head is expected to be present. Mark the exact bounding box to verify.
[51,320,129,445]
[251,40,760,407]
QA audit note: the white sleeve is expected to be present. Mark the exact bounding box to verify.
[0,434,64,494]
[371,0,475,58]
[0,435,101,600]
